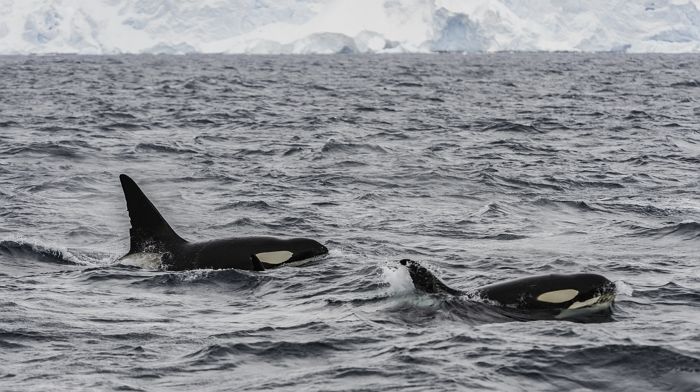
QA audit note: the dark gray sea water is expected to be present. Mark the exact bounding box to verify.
[0,53,699,391]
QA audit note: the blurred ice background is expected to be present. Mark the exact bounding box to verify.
[2,0,700,54]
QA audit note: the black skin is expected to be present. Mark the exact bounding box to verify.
[163,237,328,271]
[120,174,328,271]
[399,259,463,295]
[399,259,616,312]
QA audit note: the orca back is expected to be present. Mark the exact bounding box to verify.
[119,174,186,254]
[476,273,614,310]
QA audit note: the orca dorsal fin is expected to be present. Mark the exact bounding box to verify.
[119,174,186,254]
[399,259,464,296]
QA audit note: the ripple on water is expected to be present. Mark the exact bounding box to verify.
[0,53,699,391]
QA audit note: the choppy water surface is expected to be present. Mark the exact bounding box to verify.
[0,53,699,391]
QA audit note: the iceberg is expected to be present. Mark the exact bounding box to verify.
[1,0,699,54]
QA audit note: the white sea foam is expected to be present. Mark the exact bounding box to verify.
[1,0,699,54]
[615,280,635,297]
[381,264,415,295]
[118,252,163,270]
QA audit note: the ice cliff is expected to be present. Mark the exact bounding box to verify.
[1,0,699,54]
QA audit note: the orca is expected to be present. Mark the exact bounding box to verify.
[119,174,328,271]
[399,259,616,319]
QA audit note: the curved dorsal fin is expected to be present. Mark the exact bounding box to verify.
[399,259,464,296]
[119,174,186,254]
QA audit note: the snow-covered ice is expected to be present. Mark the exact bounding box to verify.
[1,0,700,54]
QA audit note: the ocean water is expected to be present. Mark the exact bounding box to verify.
[0,53,699,391]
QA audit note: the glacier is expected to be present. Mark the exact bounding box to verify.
[1,0,700,54]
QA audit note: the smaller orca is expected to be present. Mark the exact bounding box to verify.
[399,259,616,320]
[119,174,328,271]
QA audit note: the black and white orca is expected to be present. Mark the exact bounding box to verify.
[119,174,328,271]
[399,259,616,320]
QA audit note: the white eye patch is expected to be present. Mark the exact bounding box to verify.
[255,251,293,265]
[536,289,579,303]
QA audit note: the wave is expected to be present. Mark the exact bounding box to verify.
[356,192,385,201]
[354,105,396,112]
[395,82,423,88]
[533,198,605,213]
[135,143,197,154]
[0,240,116,269]
[215,200,274,211]
[77,266,150,282]
[283,146,304,156]
[479,173,565,191]
[634,282,700,303]
[633,221,700,240]
[186,118,217,125]
[210,217,259,230]
[0,240,83,265]
[499,344,700,391]
[488,139,557,153]
[480,233,528,240]
[212,321,331,339]
[320,140,387,155]
[624,109,655,120]
[193,134,230,144]
[96,111,137,120]
[130,268,267,290]
[0,339,25,349]
[602,202,681,217]
[670,80,700,88]
[541,176,626,189]
[0,326,72,344]
[2,142,83,158]
[475,202,510,217]
[177,337,379,371]
[479,121,544,134]
[335,160,370,168]
[381,294,539,325]
[101,122,149,131]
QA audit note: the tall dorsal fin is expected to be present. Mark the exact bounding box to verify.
[119,174,186,254]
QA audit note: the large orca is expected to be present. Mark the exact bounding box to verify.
[399,259,616,320]
[119,174,328,271]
